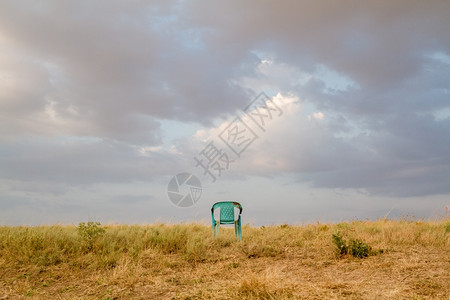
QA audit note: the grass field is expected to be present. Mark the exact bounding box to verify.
[0,218,449,299]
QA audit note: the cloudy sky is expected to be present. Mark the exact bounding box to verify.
[1,1,449,225]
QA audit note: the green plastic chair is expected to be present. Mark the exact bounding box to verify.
[211,201,243,240]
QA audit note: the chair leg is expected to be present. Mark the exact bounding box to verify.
[238,219,242,240]
[215,223,220,237]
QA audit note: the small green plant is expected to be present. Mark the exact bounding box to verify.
[332,231,373,258]
[77,222,105,251]
[445,222,450,234]
[77,222,105,241]
[349,239,371,258]
[332,231,348,255]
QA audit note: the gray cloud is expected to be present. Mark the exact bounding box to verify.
[0,1,449,223]
[0,0,253,143]
[0,137,186,185]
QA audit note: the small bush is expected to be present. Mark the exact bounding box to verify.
[77,222,105,240]
[332,231,374,258]
[77,222,105,251]
[332,231,348,255]
[349,239,371,258]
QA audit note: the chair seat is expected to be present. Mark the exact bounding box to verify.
[219,220,236,224]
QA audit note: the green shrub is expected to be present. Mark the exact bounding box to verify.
[332,231,348,255]
[77,222,105,251]
[77,222,105,240]
[445,222,450,234]
[349,239,371,258]
[332,231,374,258]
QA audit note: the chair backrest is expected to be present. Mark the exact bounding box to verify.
[211,201,242,223]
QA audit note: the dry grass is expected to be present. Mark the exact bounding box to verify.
[0,219,449,299]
